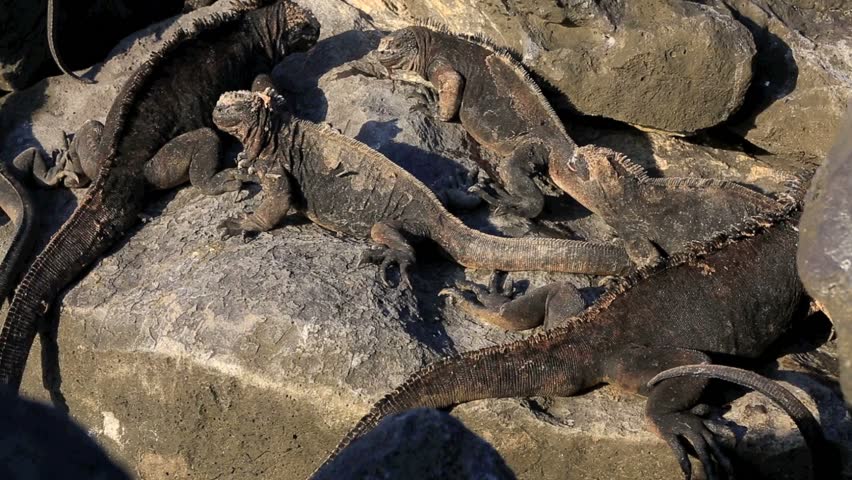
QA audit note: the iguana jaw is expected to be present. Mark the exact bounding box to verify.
[376,27,427,77]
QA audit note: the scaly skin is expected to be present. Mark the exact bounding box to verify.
[571,145,782,266]
[0,0,320,391]
[313,198,834,479]
[212,88,632,286]
[375,25,579,220]
[0,161,35,303]
[376,25,781,269]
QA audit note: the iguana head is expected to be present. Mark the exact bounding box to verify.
[565,145,646,218]
[256,0,320,62]
[375,27,427,77]
[213,88,289,161]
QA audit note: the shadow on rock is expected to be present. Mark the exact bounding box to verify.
[313,408,516,480]
[275,29,383,123]
[0,387,131,479]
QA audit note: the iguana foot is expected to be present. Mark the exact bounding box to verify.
[217,217,261,242]
[358,246,414,289]
[449,272,514,309]
[406,86,439,117]
[439,168,482,211]
[650,411,733,480]
[470,184,537,217]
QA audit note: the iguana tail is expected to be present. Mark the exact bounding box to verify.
[649,364,835,480]
[310,333,586,477]
[47,0,95,84]
[435,217,632,275]
[0,169,143,390]
[0,163,36,303]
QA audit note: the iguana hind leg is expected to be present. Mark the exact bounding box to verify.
[608,345,732,480]
[144,127,240,195]
[12,120,102,188]
[359,221,416,289]
[440,276,585,330]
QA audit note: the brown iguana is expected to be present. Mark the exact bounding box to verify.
[311,193,836,479]
[374,25,781,267]
[210,86,632,287]
[0,0,321,391]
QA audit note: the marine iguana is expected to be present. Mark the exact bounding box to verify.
[568,145,782,266]
[374,24,580,220]
[210,87,632,286]
[0,0,320,391]
[312,194,834,479]
[0,161,35,303]
[374,25,780,267]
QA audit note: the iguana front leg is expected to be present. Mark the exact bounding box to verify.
[440,275,585,330]
[219,172,292,238]
[427,60,464,122]
[470,140,547,218]
[359,221,416,289]
[608,346,733,480]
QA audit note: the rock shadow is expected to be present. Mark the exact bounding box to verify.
[275,29,383,123]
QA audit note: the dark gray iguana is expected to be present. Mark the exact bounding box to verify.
[311,193,836,479]
[210,87,632,286]
[0,0,321,391]
[374,25,780,267]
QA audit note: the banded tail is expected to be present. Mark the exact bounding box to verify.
[437,218,632,275]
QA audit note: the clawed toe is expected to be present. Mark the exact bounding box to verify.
[655,412,733,480]
[359,247,415,289]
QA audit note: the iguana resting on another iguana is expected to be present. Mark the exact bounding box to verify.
[374,25,778,267]
[211,87,632,286]
[311,191,835,479]
[0,0,320,391]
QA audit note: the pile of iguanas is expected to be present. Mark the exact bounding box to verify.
[0,2,838,479]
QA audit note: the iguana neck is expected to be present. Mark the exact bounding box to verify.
[412,27,436,78]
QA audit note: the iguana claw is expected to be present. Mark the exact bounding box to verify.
[358,246,414,289]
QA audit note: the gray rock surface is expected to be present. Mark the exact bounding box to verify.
[343,0,756,134]
[799,102,852,405]
[721,0,852,163]
[0,1,848,479]
[313,408,517,479]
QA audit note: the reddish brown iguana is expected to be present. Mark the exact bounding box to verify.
[311,192,835,479]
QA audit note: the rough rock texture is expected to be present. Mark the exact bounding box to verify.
[0,0,208,92]
[313,408,517,479]
[799,102,852,405]
[0,388,131,479]
[721,0,852,163]
[344,0,756,134]
[0,1,848,479]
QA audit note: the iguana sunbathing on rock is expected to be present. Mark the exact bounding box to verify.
[311,191,835,479]
[374,25,777,267]
[211,86,632,286]
[0,0,321,392]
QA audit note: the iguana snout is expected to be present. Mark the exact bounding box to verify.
[376,27,421,72]
[281,1,320,53]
